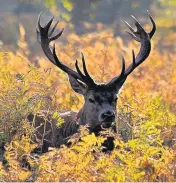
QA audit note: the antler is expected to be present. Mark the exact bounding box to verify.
[107,11,156,87]
[36,12,95,87]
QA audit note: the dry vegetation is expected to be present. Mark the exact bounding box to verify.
[0,23,176,182]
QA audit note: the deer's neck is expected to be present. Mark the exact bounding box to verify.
[77,108,87,125]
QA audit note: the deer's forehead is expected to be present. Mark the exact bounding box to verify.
[87,90,115,100]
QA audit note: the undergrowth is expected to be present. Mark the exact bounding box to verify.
[0,25,176,181]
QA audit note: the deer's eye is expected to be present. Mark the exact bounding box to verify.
[114,97,118,102]
[89,98,95,103]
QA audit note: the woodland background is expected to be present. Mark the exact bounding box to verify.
[0,0,176,182]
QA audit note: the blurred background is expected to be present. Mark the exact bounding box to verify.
[0,0,175,60]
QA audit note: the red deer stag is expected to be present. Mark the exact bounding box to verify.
[28,11,156,152]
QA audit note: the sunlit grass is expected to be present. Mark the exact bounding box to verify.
[0,25,176,182]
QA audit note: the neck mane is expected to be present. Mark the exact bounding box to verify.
[77,108,87,125]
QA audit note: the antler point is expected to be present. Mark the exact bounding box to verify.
[81,52,84,58]
[75,59,78,66]
[39,11,42,16]
[53,43,56,51]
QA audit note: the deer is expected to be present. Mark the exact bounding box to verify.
[28,11,156,153]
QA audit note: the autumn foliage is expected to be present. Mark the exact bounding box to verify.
[0,23,176,182]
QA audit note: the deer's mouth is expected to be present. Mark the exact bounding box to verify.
[100,114,115,128]
[101,121,113,128]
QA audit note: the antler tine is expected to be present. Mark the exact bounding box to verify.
[37,12,43,32]
[107,11,156,88]
[106,56,126,85]
[124,21,136,34]
[124,19,141,42]
[81,53,95,84]
[119,56,126,78]
[131,15,144,32]
[108,51,134,85]
[48,21,59,37]
[52,44,67,72]
[50,28,64,41]
[125,30,140,42]
[147,10,156,38]
[75,53,95,86]
[75,59,86,79]
[132,49,136,66]
[44,16,54,34]
[124,50,137,75]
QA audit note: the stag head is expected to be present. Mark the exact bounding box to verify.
[36,11,156,132]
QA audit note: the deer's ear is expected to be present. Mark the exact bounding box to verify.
[68,75,87,95]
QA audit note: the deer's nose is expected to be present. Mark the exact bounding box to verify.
[99,109,115,123]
